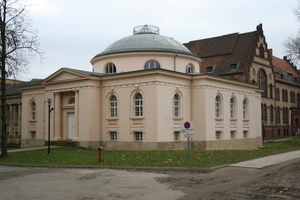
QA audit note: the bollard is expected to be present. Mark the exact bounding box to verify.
[97,146,103,162]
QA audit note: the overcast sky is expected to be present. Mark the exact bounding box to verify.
[17,0,299,81]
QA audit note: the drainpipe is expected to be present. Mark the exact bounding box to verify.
[174,51,178,71]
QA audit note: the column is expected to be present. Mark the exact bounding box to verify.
[74,91,79,140]
[54,93,62,139]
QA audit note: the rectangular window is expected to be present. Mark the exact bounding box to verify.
[207,66,213,72]
[174,131,180,141]
[230,131,236,139]
[134,132,143,141]
[31,131,36,139]
[110,132,117,141]
[243,131,248,138]
[215,131,222,140]
[230,64,238,70]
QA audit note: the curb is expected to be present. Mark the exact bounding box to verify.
[0,163,226,173]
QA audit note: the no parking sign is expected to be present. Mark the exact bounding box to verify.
[181,121,194,136]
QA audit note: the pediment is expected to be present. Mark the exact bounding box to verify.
[43,68,88,84]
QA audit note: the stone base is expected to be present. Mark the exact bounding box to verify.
[20,137,263,150]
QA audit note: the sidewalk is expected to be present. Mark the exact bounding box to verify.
[229,150,300,169]
[6,146,59,153]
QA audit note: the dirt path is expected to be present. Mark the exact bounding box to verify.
[158,158,300,200]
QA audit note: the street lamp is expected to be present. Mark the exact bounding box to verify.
[45,98,54,155]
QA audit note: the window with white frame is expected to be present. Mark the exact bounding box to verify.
[144,60,160,69]
[134,93,143,116]
[243,99,247,119]
[106,63,116,74]
[31,131,36,139]
[134,132,143,141]
[215,131,222,140]
[110,132,117,141]
[215,96,221,118]
[243,131,248,138]
[173,94,180,117]
[230,98,235,118]
[230,131,236,139]
[186,64,194,73]
[110,95,117,117]
[174,131,180,141]
[31,102,36,120]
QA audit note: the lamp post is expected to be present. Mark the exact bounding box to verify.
[45,98,54,155]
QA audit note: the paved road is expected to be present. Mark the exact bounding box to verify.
[0,166,184,200]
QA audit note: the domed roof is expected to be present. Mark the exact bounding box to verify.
[93,25,196,58]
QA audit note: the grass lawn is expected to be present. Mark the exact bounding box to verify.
[1,139,300,168]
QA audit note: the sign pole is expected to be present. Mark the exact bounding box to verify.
[181,121,194,168]
[187,130,191,167]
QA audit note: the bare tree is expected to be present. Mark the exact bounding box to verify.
[285,1,300,66]
[1,0,41,158]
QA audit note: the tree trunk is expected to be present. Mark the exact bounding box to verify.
[1,0,8,158]
[1,66,8,158]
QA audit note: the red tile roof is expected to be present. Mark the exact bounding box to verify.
[272,56,298,77]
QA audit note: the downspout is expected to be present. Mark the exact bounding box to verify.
[174,51,178,71]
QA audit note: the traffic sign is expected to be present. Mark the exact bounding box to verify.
[181,121,194,133]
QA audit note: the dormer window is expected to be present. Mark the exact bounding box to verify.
[230,61,240,71]
[231,64,238,70]
[207,66,213,73]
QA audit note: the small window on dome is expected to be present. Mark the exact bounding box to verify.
[144,60,160,69]
[106,63,116,74]
[68,98,75,104]
[186,64,194,73]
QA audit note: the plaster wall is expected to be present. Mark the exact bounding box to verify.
[91,52,200,74]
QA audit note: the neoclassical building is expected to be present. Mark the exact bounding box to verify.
[18,25,262,150]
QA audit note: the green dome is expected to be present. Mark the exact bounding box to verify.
[93,25,196,58]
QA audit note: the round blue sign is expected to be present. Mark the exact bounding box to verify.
[184,122,190,129]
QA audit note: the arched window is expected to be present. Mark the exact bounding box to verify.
[31,102,36,120]
[270,105,274,122]
[276,88,280,101]
[68,98,75,104]
[269,84,273,99]
[261,103,267,121]
[110,95,117,117]
[106,63,116,74]
[297,93,300,107]
[173,94,180,117]
[277,106,280,123]
[259,44,264,57]
[243,99,248,119]
[258,69,267,98]
[186,64,194,73]
[264,104,268,121]
[134,93,143,116]
[215,96,221,118]
[144,60,160,69]
[282,89,285,101]
[230,98,235,118]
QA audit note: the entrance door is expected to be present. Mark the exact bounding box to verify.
[68,113,75,139]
